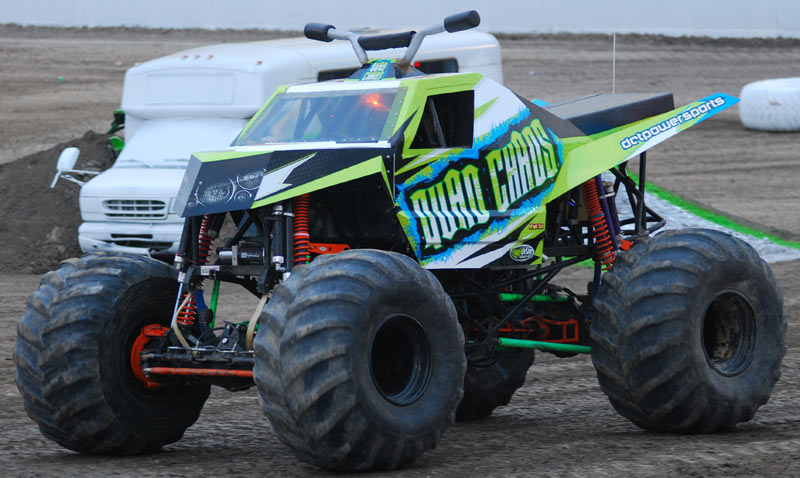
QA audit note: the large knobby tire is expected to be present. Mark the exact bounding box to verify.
[254,249,466,471]
[456,349,534,420]
[590,229,785,433]
[14,253,210,454]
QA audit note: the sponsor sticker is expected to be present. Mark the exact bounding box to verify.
[620,96,727,150]
[509,244,536,262]
[361,60,391,81]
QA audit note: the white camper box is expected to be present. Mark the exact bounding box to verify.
[70,31,503,258]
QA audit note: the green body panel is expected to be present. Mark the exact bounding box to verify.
[251,155,388,207]
[547,96,730,201]
[176,61,736,269]
[394,73,482,147]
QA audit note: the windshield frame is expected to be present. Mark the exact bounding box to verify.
[233,86,406,146]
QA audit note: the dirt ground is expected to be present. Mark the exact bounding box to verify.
[1,26,800,476]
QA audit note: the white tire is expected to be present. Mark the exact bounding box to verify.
[739,78,800,132]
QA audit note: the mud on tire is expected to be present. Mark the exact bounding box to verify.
[590,229,785,433]
[14,253,210,454]
[254,249,466,471]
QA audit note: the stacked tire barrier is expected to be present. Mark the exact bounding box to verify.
[739,78,800,131]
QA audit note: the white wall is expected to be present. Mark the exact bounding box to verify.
[3,0,800,38]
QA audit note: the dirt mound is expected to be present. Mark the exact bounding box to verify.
[0,131,116,274]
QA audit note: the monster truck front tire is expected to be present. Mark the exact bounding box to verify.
[254,250,466,471]
[590,229,785,433]
[14,253,210,454]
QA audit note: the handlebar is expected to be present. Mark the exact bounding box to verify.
[303,23,335,43]
[358,31,415,51]
[444,10,481,33]
[303,10,481,69]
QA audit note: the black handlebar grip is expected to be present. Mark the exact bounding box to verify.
[358,31,416,50]
[443,10,480,33]
[304,23,335,42]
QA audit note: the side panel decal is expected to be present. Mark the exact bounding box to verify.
[396,108,565,268]
[177,148,389,216]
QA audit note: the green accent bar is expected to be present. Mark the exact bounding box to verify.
[497,337,591,354]
[628,172,800,250]
[499,293,568,303]
[209,280,220,329]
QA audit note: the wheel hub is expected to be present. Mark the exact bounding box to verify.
[369,314,432,406]
[702,291,757,376]
[129,324,169,390]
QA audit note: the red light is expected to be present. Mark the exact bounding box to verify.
[414,61,421,68]
[362,93,389,111]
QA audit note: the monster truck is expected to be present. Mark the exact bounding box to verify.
[16,10,784,472]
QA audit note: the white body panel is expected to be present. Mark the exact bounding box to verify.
[79,31,502,256]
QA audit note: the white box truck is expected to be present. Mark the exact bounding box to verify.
[55,30,502,259]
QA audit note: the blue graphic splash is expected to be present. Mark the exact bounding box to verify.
[395,106,544,265]
[420,182,552,266]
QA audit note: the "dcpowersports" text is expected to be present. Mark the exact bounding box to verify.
[620,96,726,150]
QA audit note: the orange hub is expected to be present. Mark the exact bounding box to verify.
[130,324,169,390]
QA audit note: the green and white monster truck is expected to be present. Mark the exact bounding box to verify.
[16,11,785,471]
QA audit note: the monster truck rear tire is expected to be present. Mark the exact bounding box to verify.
[590,229,785,433]
[457,350,534,420]
[739,78,800,131]
[254,249,465,471]
[14,253,210,454]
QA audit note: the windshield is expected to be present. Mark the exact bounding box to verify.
[116,118,248,168]
[234,89,402,146]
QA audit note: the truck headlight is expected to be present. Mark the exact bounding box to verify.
[197,179,235,206]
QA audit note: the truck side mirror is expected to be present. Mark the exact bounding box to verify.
[56,147,80,172]
[51,148,80,188]
[51,147,99,188]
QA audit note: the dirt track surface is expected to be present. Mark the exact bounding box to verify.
[1,26,800,476]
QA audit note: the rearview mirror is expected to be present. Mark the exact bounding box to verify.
[56,147,80,171]
[51,147,99,188]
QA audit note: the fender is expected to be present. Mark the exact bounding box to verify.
[550,93,738,198]
[176,147,391,216]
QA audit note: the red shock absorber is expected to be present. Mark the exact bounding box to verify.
[176,292,198,326]
[583,179,616,270]
[177,214,213,326]
[293,194,311,265]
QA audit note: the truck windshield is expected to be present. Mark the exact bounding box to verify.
[234,89,401,145]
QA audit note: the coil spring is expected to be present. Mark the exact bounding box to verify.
[583,179,616,270]
[293,194,311,265]
[177,214,213,326]
[176,291,197,326]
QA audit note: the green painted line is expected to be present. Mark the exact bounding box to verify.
[497,337,591,354]
[628,172,800,250]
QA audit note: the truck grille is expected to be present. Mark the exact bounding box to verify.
[102,199,168,219]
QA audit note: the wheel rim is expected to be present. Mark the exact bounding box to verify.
[701,290,757,376]
[129,323,170,390]
[369,314,432,406]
